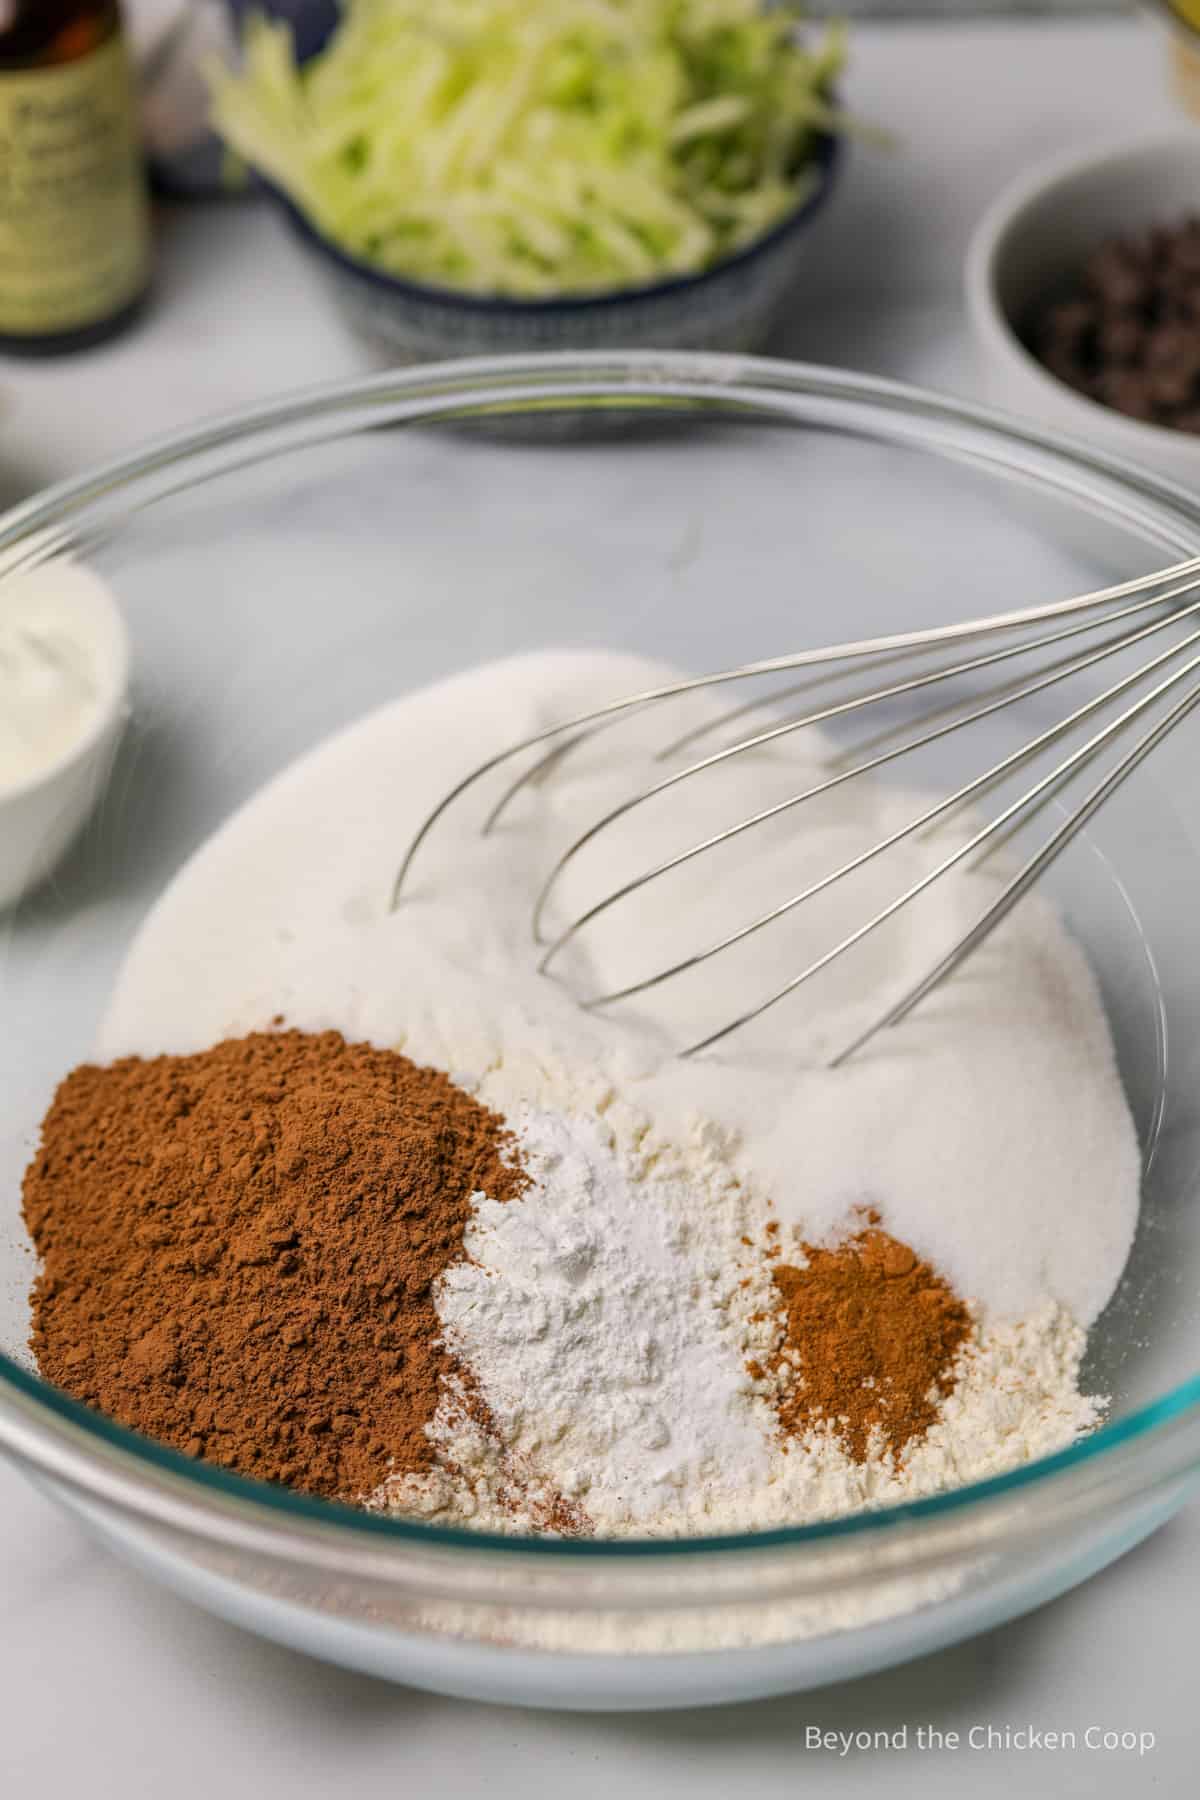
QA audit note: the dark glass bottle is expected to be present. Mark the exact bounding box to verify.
[0,1,150,354]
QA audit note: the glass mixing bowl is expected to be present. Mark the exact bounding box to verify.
[2,355,1200,1711]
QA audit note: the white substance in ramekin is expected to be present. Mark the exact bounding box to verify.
[0,561,125,793]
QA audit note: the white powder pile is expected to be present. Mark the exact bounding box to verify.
[412,1104,777,1532]
[98,649,1139,1540]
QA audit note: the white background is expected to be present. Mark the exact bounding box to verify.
[0,17,1196,1796]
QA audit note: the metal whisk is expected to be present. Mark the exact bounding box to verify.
[393,554,1200,1063]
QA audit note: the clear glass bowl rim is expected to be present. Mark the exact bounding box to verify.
[2,349,1200,1568]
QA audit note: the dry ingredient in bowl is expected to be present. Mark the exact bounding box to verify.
[22,1028,1099,1535]
[373,1086,1103,1536]
[22,1029,530,1501]
[23,649,1139,1539]
[765,1215,972,1464]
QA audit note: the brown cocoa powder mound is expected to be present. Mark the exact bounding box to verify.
[21,1029,527,1502]
[768,1223,971,1466]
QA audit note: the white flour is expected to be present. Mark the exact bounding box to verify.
[99,649,1137,1541]
[426,1104,777,1531]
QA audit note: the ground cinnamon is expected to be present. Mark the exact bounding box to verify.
[22,1029,527,1502]
[765,1216,971,1465]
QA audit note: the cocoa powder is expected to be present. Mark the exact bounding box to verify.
[765,1217,971,1465]
[22,1029,527,1501]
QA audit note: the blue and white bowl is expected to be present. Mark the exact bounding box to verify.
[263,129,841,365]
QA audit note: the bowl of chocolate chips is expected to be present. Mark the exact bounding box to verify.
[967,134,1200,483]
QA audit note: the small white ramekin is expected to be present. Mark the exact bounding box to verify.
[0,559,130,909]
[966,133,1200,485]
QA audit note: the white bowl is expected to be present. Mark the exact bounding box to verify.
[966,133,1200,485]
[0,558,130,909]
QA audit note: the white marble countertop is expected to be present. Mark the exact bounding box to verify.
[2,15,1198,1796]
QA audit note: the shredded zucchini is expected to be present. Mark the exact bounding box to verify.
[208,0,846,297]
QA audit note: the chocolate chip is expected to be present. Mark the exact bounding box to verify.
[1083,244,1150,310]
[1150,365,1199,412]
[1097,369,1156,420]
[1145,323,1198,369]
[1028,214,1200,434]
[1096,314,1145,365]
[1040,297,1095,354]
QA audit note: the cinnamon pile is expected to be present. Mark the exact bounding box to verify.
[759,1213,972,1465]
[22,1029,527,1501]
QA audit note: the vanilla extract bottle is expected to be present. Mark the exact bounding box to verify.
[0,1,150,353]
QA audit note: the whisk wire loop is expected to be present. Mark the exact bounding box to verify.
[536,588,1200,970]
[682,649,1200,1059]
[392,554,1200,1061]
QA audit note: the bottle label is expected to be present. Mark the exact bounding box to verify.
[0,35,150,337]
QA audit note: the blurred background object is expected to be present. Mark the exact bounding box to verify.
[0,1,151,353]
[967,132,1200,480]
[127,0,233,195]
[1149,2,1200,117]
[128,0,334,195]
[810,2,1126,9]
[125,1,1142,206]
[224,0,335,57]
[202,0,847,358]
[123,2,1146,209]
